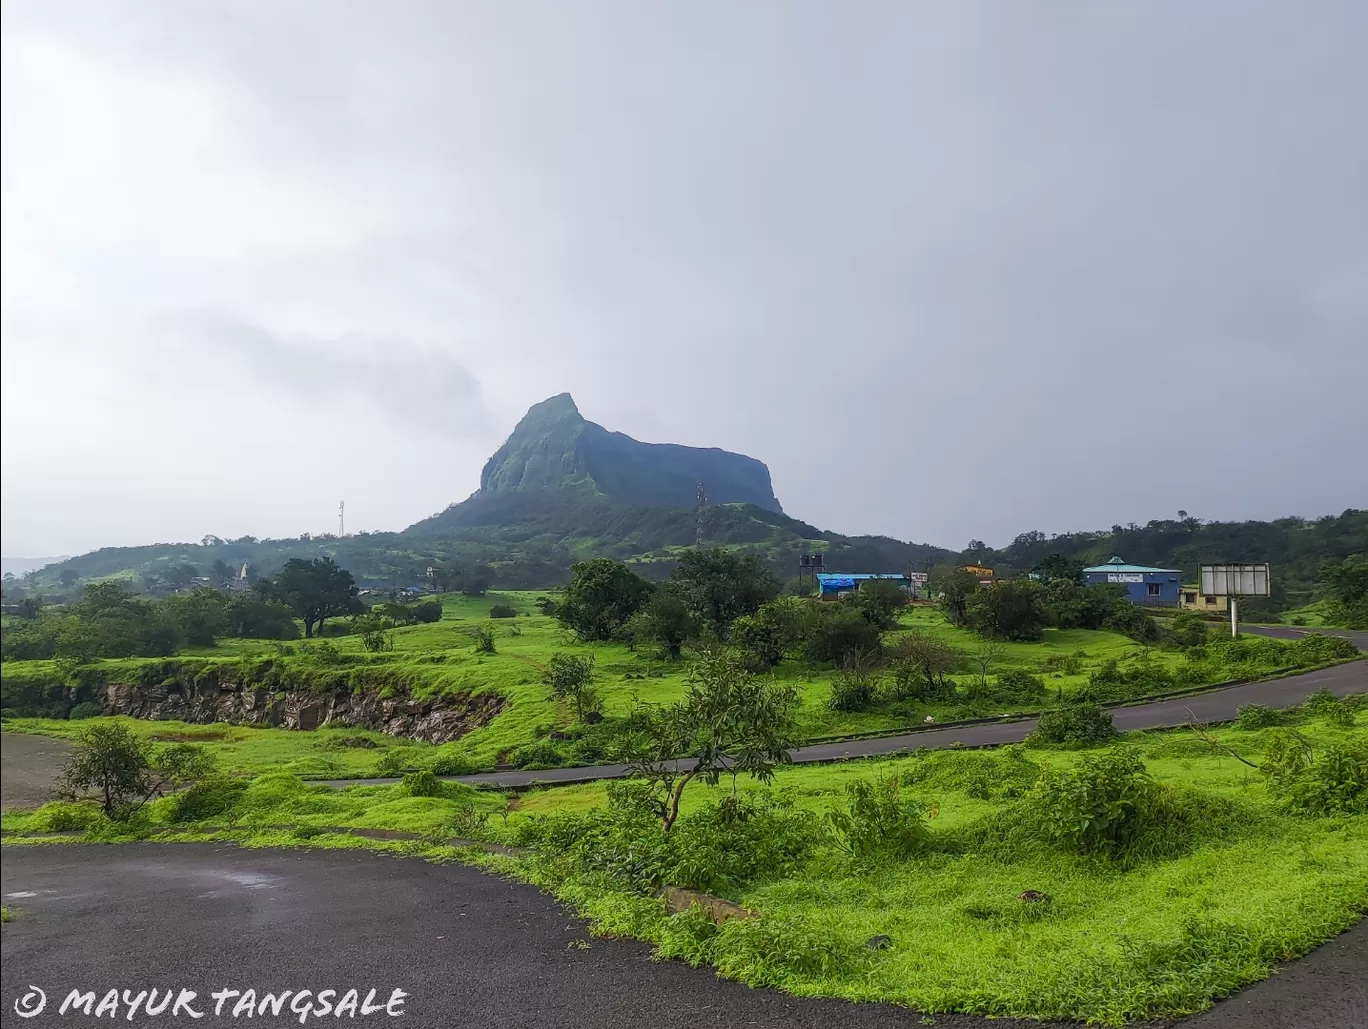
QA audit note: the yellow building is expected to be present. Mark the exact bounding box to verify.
[1179,585,1228,613]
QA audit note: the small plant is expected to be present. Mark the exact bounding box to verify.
[471,625,497,654]
[449,802,491,839]
[1236,703,1285,730]
[401,769,443,797]
[1031,750,1158,860]
[826,775,932,858]
[1029,700,1116,745]
[373,749,413,777]
[827,661,882,713]
[543,652,599,722]
[1262,729,1367,815]
[489,604,518,618]
[359,628,392,652]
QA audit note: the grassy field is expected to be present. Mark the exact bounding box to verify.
[5,705,1363,1025]
[2,592,1356,773]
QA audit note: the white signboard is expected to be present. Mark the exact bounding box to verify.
[909,572,929,585]
[1200,563,1271,597]
[1108,573,1144,583]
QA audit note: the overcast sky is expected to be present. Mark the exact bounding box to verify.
[3,1,1366,558]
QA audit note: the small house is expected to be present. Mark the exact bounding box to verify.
[815,572,910,598]
[1180,586,1229,613]
[1082,556,1181,607]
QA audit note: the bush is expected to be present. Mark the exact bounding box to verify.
[1105,603,1160,643]
[802,604,882,666]
[964,579,1047,641]
[29,800,103,833]
[68,701,104,720]
[1236,703,1285,730]
[1029,700,1116,745]
[510,740,567,770]
[373,749,416,776]
[1031,750,1157,860]
[428,751,477,776]
[1262,730,1367,815]
[826,663,882,713]
[168,775,246,822]
[489,604,517,619]
[401,769,443,797]
[1167,611,1211,649]
[826,775,931,859]
[970,668,1047,706]
[471,625,496,654]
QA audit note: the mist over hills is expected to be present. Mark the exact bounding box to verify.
[8,395,1365,614]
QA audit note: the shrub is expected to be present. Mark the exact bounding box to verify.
[826,663,883,713]
[410,599,443,623]
[826,775,931,859]
[1167,611,1211,649]
[428,751,477,776]
[373,749,415,776]
[1031,750,1157,860]
[1293,633,1359,664]
[972,668,1047,706]
[802,604,882,666]
[168,775,246,822]
[489,604,517,619]
[1105,604,1160,643]
[1262,729,1368,815]
[669,794,815,892]
[964,579,1047,641]
[30,800,103,833]
[68,701,104,720]
[1029,701,1116,745]
[401,769,443,797]
[886,630,963,701]
[471,625,496,654]
[511,740,567,770]
[1040,653,1083,676]
[1236,703,1285,730]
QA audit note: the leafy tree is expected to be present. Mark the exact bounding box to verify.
[1042,580,1126,630]
[886,630,962,699]
[259,557,360,637]
[964,579,1048,641]
[1167,610,1210,648]
[223,595,300,639]
[56,723,215,819]
[160,588,228,646]
[1318,556,1368,629]
[731,597,811,670]
[164,564,199,591]
[543,653,599,722]
[59,568,80,587]
[211,558,235,585]
[626,589,700,660]
[853,579,907,629]
[617,651,799,834]
[802,602,883,666]
[556,558,653,642]
[930,566,980,625]
[669,548,779,635]
[1031,553,1085,584]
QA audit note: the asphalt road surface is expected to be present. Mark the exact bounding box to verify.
[331,657,1368,790]
[3,844,1363,1029]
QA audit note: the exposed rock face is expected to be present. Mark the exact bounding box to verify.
[101,679,503,744]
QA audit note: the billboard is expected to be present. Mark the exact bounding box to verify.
[1199,563,1271,597]
[1107,573,1144,583]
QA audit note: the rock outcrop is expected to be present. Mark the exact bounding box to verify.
[101,678,502,744]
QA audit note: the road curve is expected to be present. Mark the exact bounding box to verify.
[4,843,1363,1029]
[325,658,1367,791]
[1244,623,1368,652]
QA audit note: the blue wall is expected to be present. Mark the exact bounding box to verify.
[1083,571,1182,606]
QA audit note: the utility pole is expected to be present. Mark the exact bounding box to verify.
[695,481,707,548]
[338,500,345,537]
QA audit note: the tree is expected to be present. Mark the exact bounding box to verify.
[160,588,228,646]
[802,602,883,666]
[617,651,799,834]
[731,597,811,670]
[543,653,599,722]
[1319,556,1368,629]
[627,589,700,660]
[56,723,215,819]
[886,630,962,699]
[260,557,360,637]
[971,639,1006,689]
[211,558,235,585]
[1031,553,1085,584]
[556,559,653,642]
[223,595,300,639]
[930,566,981,625]
[669,548,779,635]
[59,568,80,587]
[965,579,1048,641]
[853,579,906,629]
[1042,580,1125,630]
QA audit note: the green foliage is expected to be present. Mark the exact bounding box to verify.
[825,775,931,858]
[168,775,247,822]
[470,624,497,654]
[1030,700,1116,746]
[543,652,599,722]
[258,557,361,638]
[730,597,809,671]
[1041,581,1128,630]
[851,579,906,629]
[68,701,104,720]
[1167,611,1211,648]
[826,661,883,713]
[557,558,653,642]
[410,599,444,623]
[885,630,962,701]
[1236,704,1285,730]
[510,740,568,770]
[1318,555,1368,628]
[56,722,216,819]
[1030,750,1158,859]
[801,602,882,666]
[1261,729,1367,815]
[489,603,518,618]
[160,588,229,646]
[972,668,1047,706]
[965,579,1048,641]
[401,769,443,797]
[669,548,779,635]
[27,800,104,832]
[930,567,980,625]
[223,595,300,639]
[626,589,700,660]
[1104,603,1160,643]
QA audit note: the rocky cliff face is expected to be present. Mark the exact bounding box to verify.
[477,393,783,512]
[101,679,503,745]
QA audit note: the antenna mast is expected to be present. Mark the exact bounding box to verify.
[695,481,707,547]
[338,500,345,537]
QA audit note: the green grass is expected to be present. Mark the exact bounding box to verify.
[497,712,1368,1024]
[3,595,1356,772]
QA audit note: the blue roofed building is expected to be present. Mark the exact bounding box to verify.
[815,572,910,597]
[1082,556,1182,607]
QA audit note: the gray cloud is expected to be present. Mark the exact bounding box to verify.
[2,0,1365,556]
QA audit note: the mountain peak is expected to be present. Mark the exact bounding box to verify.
[477,395,782,512]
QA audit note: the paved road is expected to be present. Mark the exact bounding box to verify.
[0,844,1070,1029]
[3,844,1362,1029]
[328,658,1368,790]
[1244,624,1368,652]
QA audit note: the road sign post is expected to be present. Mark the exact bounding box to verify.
[1199,563,1271,638]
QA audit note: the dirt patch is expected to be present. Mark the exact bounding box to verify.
[1,731,72,810]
